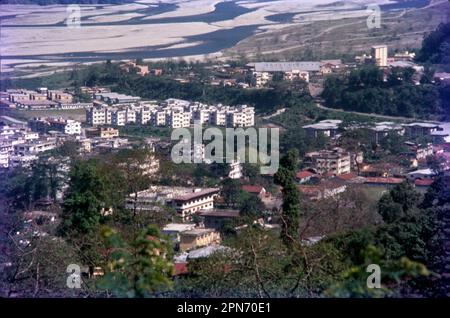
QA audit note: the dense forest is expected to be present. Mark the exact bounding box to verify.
[416,22,450,65]
[321,66,443,118]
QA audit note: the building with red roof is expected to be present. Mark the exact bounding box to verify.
[335,173,366,184]
[414,179,434,188]
[298,180,347,201]
[295,170,316,183]
[173,262,189,276]
[241,185,267,199]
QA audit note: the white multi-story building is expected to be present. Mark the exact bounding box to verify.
[0,141,13,153]
[226,105,255,127]
[193,109,211,125]
[253,71,272,88]
[151,110,167,127]
[137,108,151,125]
[23,131,40,140]
[86,107,110,125]
[0,125,18,137]
[111,109,127,126]
[126,186,219,219]
[226,111,245,128]
[28,117,81,135]
[228,160,243,179]
[0,151,9,168]
[211,109,227,126]
[173,188,220,219]
[47,119,81,135]
[125,108,136,124]
[304,148,352,176]
[168,111,191,128]
[14,139,57,156]
[62,119,81,135]
[85,100,255,129]
[284,70,310,82]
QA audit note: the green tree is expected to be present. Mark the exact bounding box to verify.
[274,149,300,248]
[378,194,403,224]
[239,194,265,222]
[422,175,450,208]
[98,225,174,298]
[221,179,243,208]
[378,181,420,224]
[389,181,421,213]
[416,22,450,64]
[326,245,428,298]
[60,161,109,235]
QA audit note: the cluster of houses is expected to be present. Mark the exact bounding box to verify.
[304,119,448,143]
[0,116,58,169]
[241,45,448,89]
[0,87,91,110]
[0,114,141,170]
[297,118,450,195]
[126,183,277,276]
[86,98,255,128]
[119,60,163,77]
[241,46,420,89]
[354,45,450,85]
[246,60,344,88]
[127,186,226,274]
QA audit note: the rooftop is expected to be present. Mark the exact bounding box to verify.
[187,245,228,259]
[17,100,57,106]
[197,209,240,218]
[336,172,359,181]
[365,177,404,185]
[162,223,196,233]
[174,188,220,202]
[405,122,440,128]
[181,228,217,237]
[298,180,346,195]
[296,170,316,179]
[371,122,404,131]
[303,119,342,130]
[415,179,434,187]
[251,61,321,72]
[241,185,265,194]
[305,148,350,159]
[407,168,436,176]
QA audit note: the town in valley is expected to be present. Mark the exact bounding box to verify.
[0,0,450,300]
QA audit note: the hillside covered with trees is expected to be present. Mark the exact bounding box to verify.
[416,22,450,65]
[321,66,442,119]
